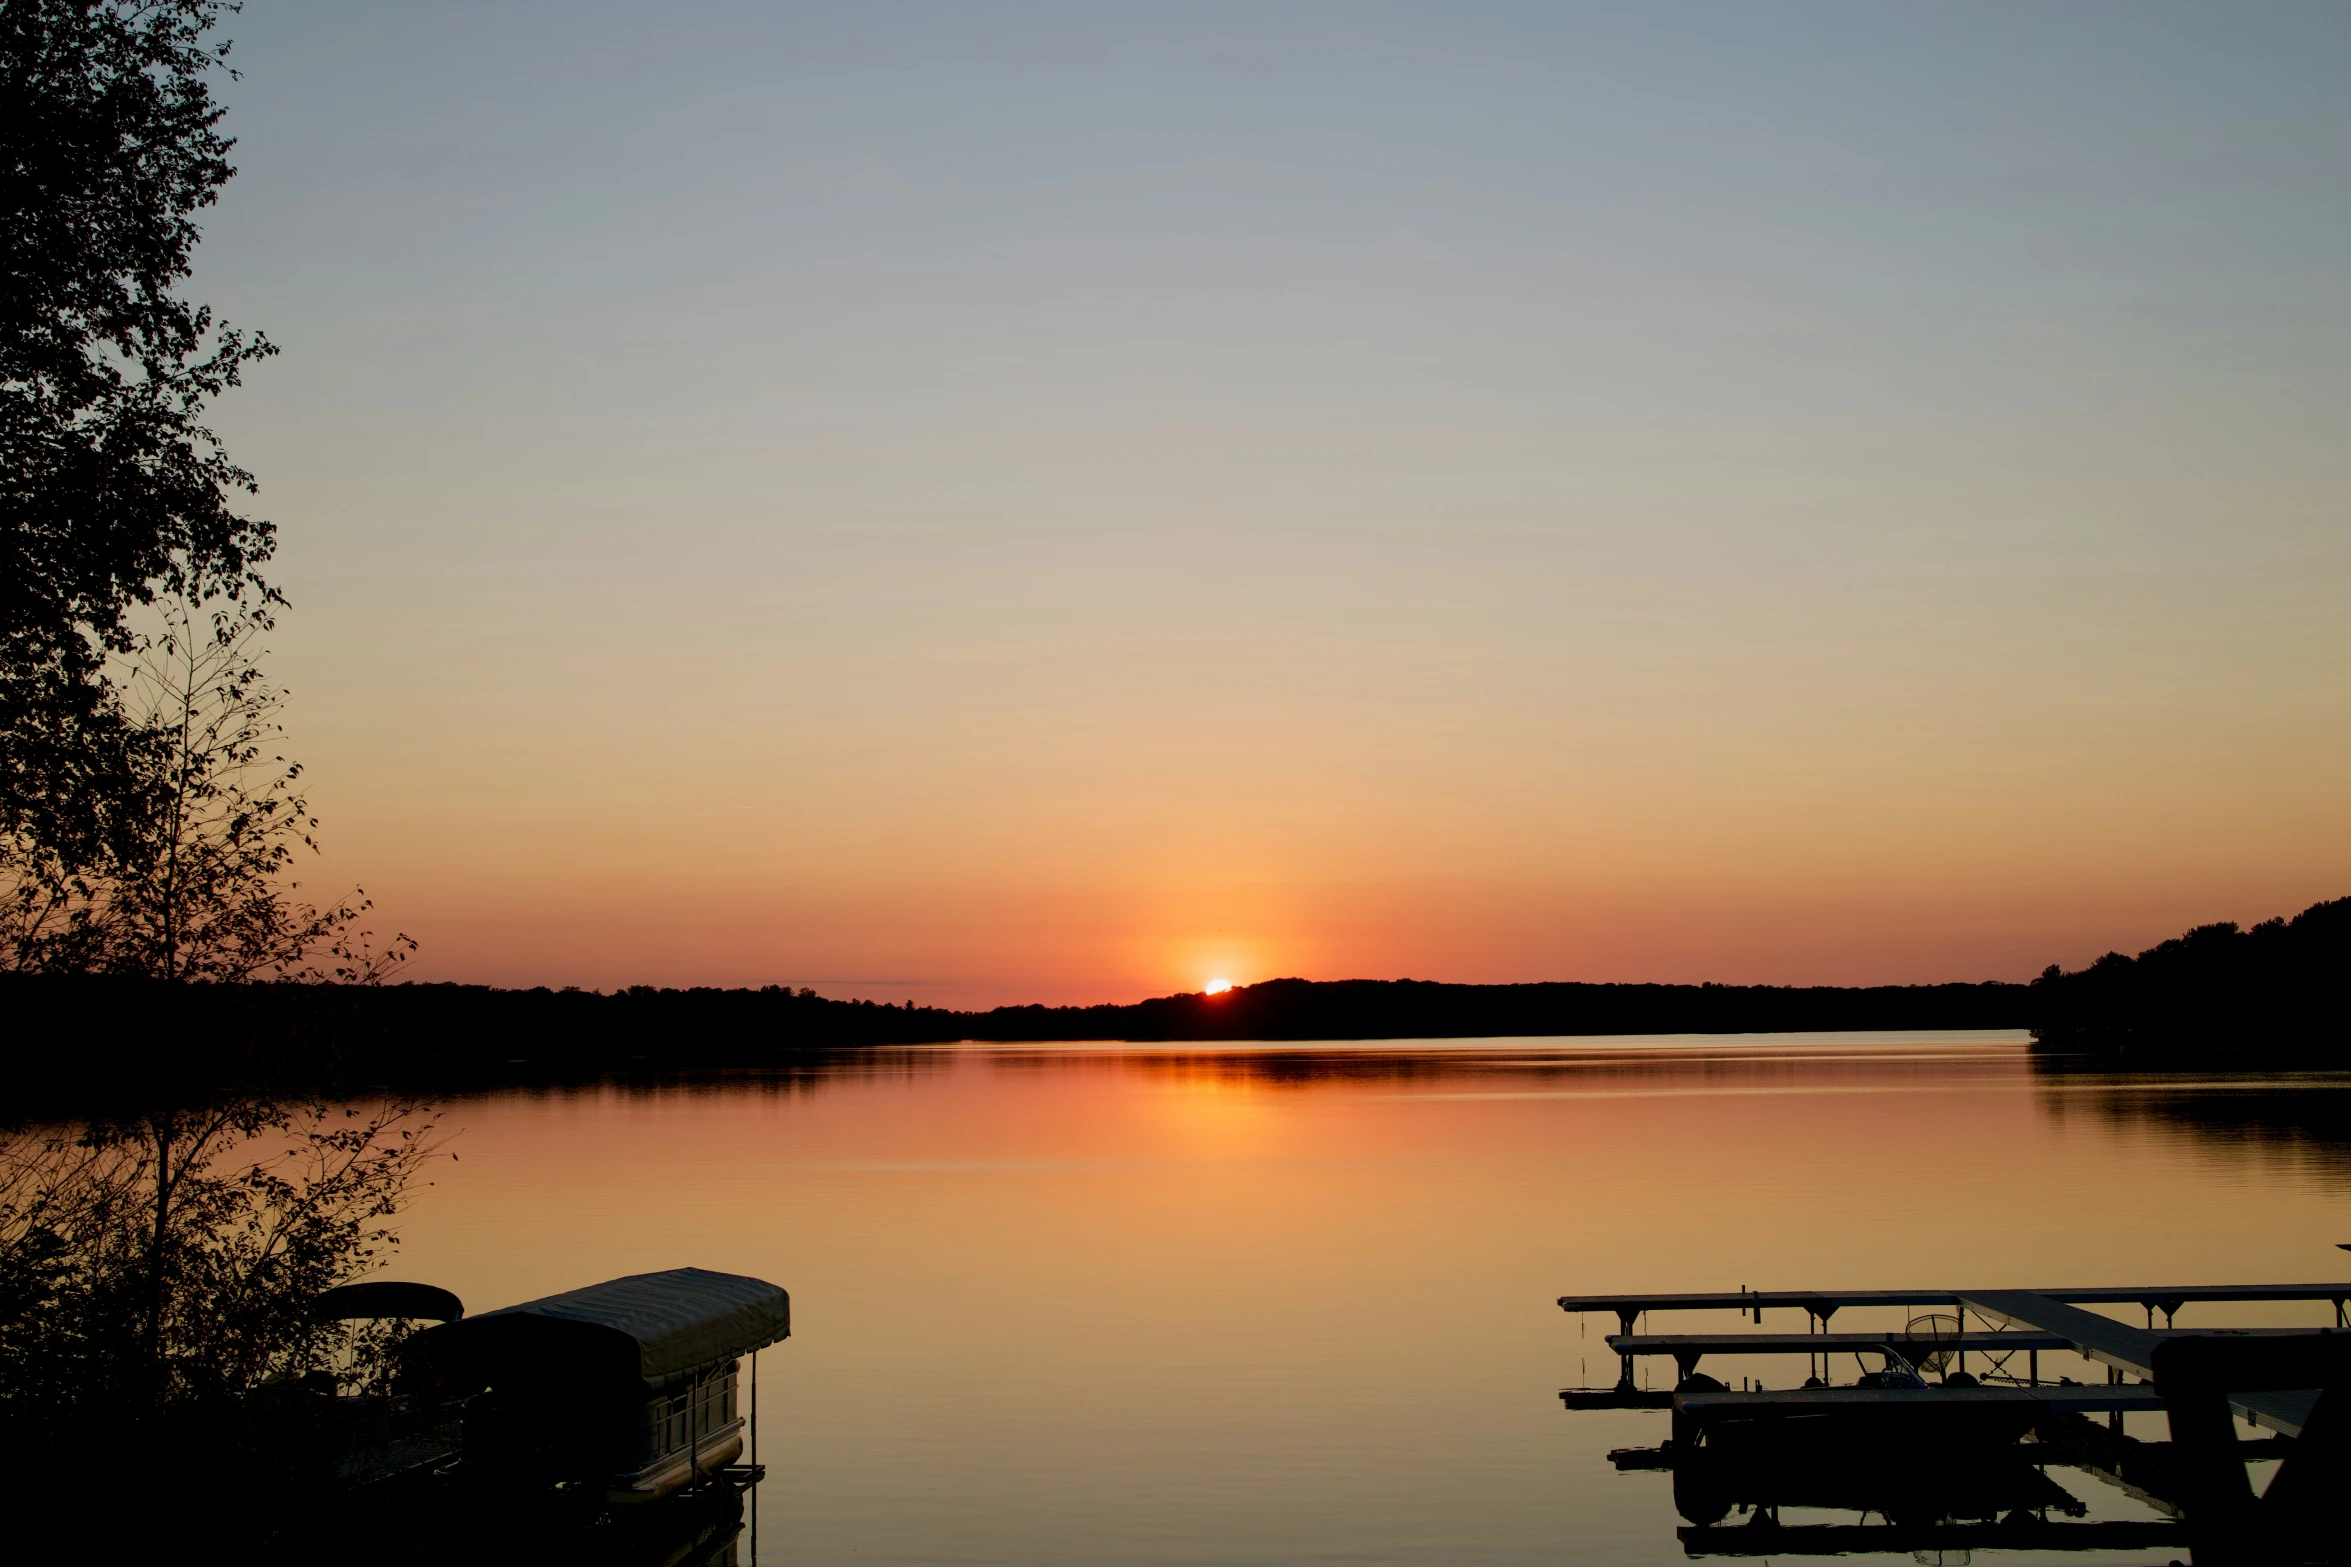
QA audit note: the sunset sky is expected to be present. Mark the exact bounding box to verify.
[194,3,2351,1006]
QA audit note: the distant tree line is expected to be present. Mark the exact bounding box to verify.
[16,896,2349,1109]
[980,975,2026,1044]
[1,971,2032,1112]
[2027,895,2351,1058]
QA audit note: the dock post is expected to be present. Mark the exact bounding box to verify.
[1613,1307,1640,1390]
[751,1349,759,1563]
[687,1363,700,1495]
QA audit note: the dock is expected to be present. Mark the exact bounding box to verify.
[1959,1288,2328,1436]
[1604,1329,2067,1379]
[1673,1519,2183,1556]
[1605,1325,2321,1382]
[1560,1281,2350,1435]
[1667,1382,2168,1418]
[1559,1282,2351,1333]
[1558,1276,2351,1562]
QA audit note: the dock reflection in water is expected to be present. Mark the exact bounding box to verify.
[387,1033,2351,1565]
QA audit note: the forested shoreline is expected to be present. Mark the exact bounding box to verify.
[10,889,2344,1115]
[2027,895,2349,1058]
[1,970,2027,1111]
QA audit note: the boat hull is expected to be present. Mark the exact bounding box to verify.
[607,1417,747,1506]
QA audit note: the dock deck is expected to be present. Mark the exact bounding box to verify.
[1669,1383,2167,1418]
[1559,1282,2351,1329]
[1674,1519,2183,1556]
[1606,1330,2068,1357]
[1605,1324,2322,1377]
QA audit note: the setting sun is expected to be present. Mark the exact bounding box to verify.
[1204,978,1232,995]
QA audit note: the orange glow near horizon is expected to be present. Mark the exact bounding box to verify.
[1203,978,1232,995]
[320,859,2351,1010]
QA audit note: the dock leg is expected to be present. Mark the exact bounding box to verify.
[751,1349,760,1561]
[2029,1349,2038,1387]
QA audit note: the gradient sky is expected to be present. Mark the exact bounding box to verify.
[189,2,2351,1005]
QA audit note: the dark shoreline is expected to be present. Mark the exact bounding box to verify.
[1,972,2025,1113]
[13,880,2348,1117]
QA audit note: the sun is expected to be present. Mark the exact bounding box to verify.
[1204,978,1232,995]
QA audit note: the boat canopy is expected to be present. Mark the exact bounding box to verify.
[408,1267,789,1388]
[313,1280,464,1323]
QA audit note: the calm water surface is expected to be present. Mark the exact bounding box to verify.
[391,1032,2351,1564]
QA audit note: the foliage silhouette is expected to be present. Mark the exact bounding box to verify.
[973,975,2025,1044]
[2,1,277,874]
[0,972,2029,1112]
[1,592,410,981]
[0,13,443,1545]
[0,1095,441,1549]
[2027,895,2351,1058]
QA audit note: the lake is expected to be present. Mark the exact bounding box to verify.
[390,1031,2351,1564]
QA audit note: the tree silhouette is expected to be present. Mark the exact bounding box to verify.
[2,1,277,878]
[0,1096,442,1549]
[1,592,410,981]
[2028,896,2351,1055]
